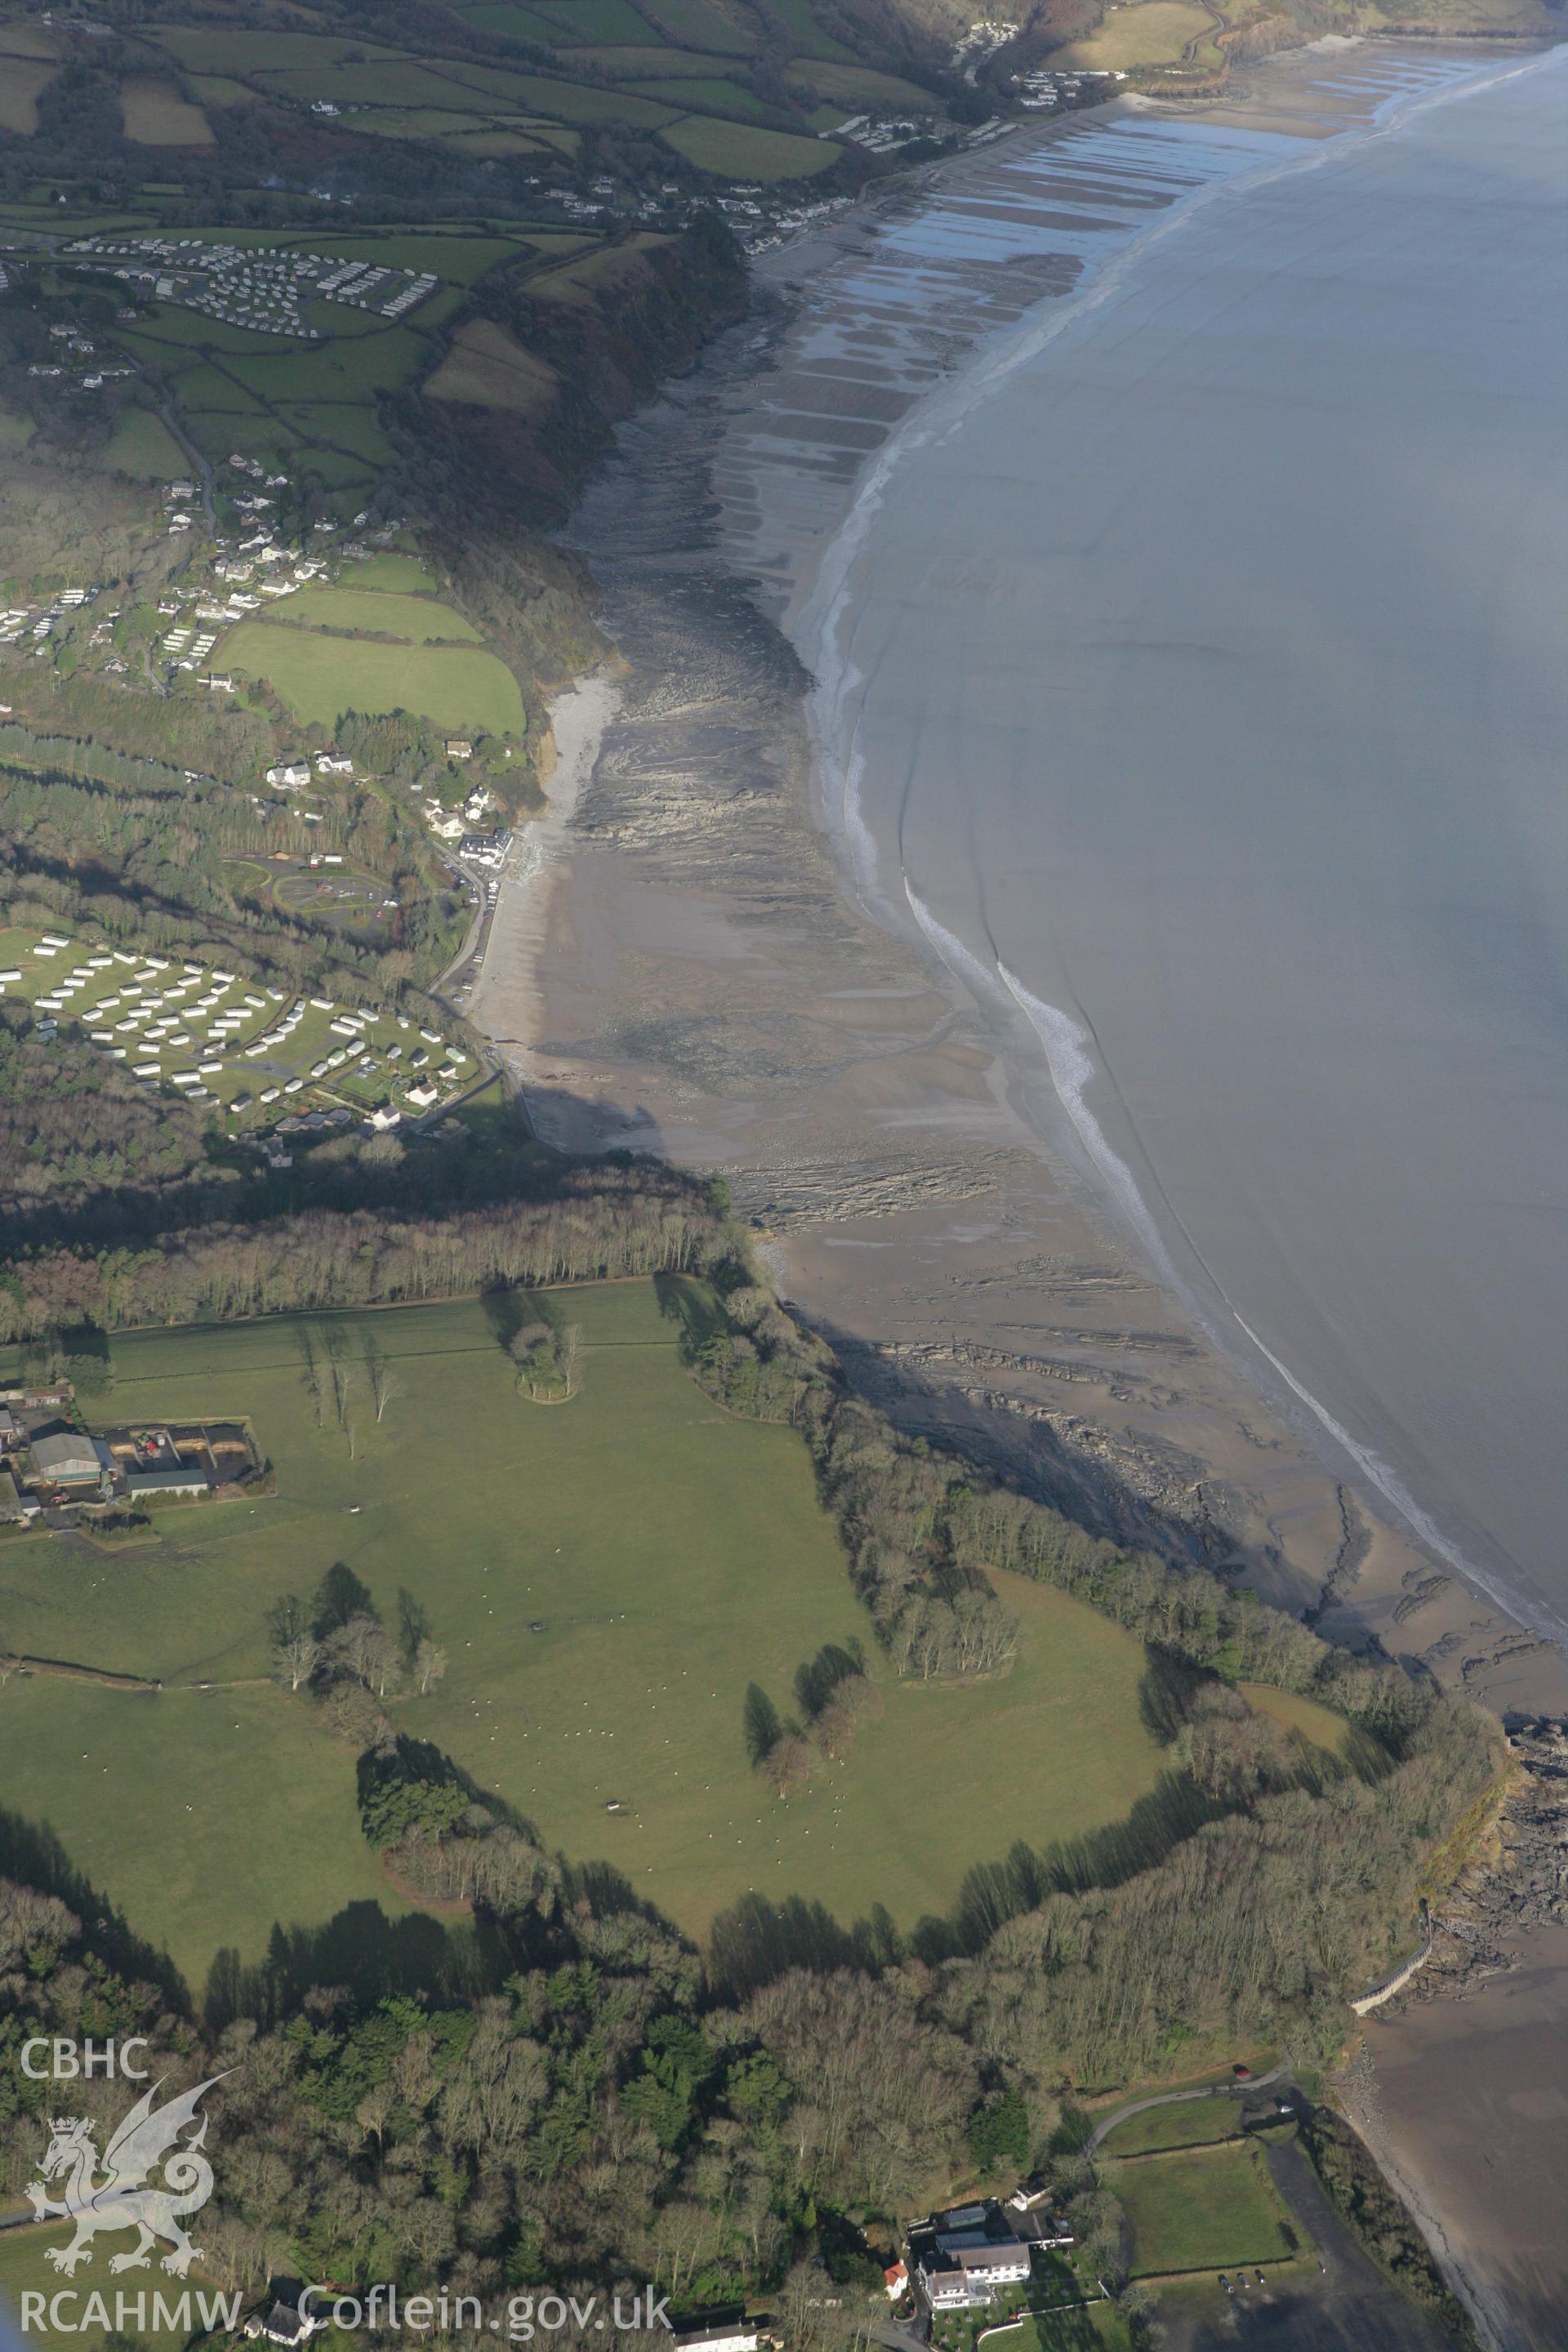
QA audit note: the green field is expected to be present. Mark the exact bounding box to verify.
[188,72,255,107]
[640,0,758,51]
[1241,1680,1365,1762]
[638,76,781,119]
[0,1679,413,1991]
[101,410,189,479]
[0,1287,1178,1991]
[220,621,523,735]
[346,553,447,593]
[1054,0,1214,67]
[0,2224,198,2352]
[1013,2311,1134,2352]
[1099,2100,1244,2157]
[1107,2143,1302,2278]
[154,27,412,71]
[457,0,600,42]
[90,232,473,511]
[660,113,837,176]
[537,0,668,39]
[785,58,929,104]
[275,586,480,642]
[0,58,57,136]
[578,43,739,72]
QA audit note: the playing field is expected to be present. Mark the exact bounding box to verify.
[1107,2143,1302,2277]
[0,1285,1175,1991]
[219,621,523,735]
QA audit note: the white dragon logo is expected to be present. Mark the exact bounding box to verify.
[25,2074,228,2276]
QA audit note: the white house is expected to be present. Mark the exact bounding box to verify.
[912,2203,1034,2314]
[244,2300,323,2348]
[266,763,311,791]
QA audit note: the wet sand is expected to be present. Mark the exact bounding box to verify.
[1348,1927,1568,2351]
[473,38,1568,1717]
[804,49,1568,1653]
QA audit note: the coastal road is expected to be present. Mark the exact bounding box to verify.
[1085,2064,1290,2154]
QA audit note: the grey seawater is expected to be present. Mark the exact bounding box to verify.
[808,53,1568,1635]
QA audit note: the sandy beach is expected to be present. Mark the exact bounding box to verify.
[467,665,621,1073]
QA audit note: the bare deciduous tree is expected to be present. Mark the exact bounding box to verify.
[273,1631,320,1692]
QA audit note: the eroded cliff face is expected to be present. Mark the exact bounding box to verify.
[414,219,751,533]
[1411,1727,1568,1998]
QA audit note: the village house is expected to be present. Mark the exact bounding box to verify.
[908,2202,1032,2313]
[244,2291,324,2349]
[266,763,311,791]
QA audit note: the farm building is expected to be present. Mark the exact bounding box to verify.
[127,1467,212,1499]
[29,1433,111,1488]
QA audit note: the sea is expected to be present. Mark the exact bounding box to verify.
[793,44,1568,1641]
